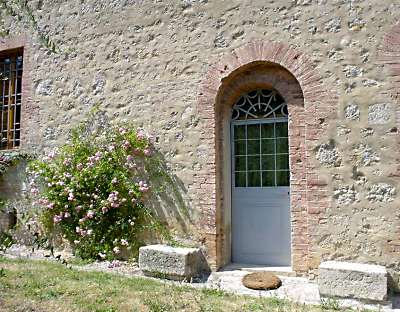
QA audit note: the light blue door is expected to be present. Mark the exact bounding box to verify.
[231,89,291,266]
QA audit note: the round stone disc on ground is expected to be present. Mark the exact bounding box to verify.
[242,272,282,290]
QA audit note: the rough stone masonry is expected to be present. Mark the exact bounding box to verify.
[319,261,388,302]
[0,0,400,291]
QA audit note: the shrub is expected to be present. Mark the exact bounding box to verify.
[28,111,165,260]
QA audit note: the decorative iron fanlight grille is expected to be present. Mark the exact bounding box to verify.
[231,89,288,121]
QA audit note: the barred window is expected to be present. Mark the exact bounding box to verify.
[0,49,23,150]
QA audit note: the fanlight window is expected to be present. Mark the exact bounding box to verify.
[231,89,288,120]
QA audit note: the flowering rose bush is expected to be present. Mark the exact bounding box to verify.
[28,113,164,260]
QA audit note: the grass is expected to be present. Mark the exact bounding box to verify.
[0,257,370,312]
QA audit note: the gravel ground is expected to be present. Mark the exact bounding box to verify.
[2,244,400,312]
[1,244,141,276]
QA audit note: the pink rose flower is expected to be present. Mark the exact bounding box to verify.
[138,181,149,193]
[47,150,57,159]
[86,210,95,219]
[53,214,63,224]
[122,140,130,149]
[63,158,71,166]
[136,129,146,140]
[38,198,49,205]
[68,192,74,201]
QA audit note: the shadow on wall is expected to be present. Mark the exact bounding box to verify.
[0,162,28,232]
[0,161,28,201]
[145,151,194,239]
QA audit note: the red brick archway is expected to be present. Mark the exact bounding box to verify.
[380,22,400,128]
[197,41,337,271]
[380,23,400,252]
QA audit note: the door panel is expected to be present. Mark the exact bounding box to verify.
[232,187,290,265]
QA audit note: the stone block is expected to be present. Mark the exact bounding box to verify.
[316,142,341,167]
[368,103,392,125]
[344,103,360,120]
[139,244,210,281]
[318,261,387,302]
[367,183,395,202]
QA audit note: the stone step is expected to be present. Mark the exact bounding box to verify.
[221,263,297,277]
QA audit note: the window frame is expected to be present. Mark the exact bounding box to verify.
[0,48,24,150]
[0,35,29,151]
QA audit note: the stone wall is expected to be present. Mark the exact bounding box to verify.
[1,0,400,285]
[0,163,27,232]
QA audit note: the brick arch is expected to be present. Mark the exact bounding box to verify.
[380,22,400,126]
[197,41,337,271]
[380,22,400,204]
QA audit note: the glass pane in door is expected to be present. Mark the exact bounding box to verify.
[233,121,289,188]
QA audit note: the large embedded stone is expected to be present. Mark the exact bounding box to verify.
[139,244,209,281]
[318,261,387,302]
[368,103,392,125]
[316,142,341,167]
[36,79,54,96]
[344,103,360,120]
[333,185,358,205]
[367,183,395,202]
